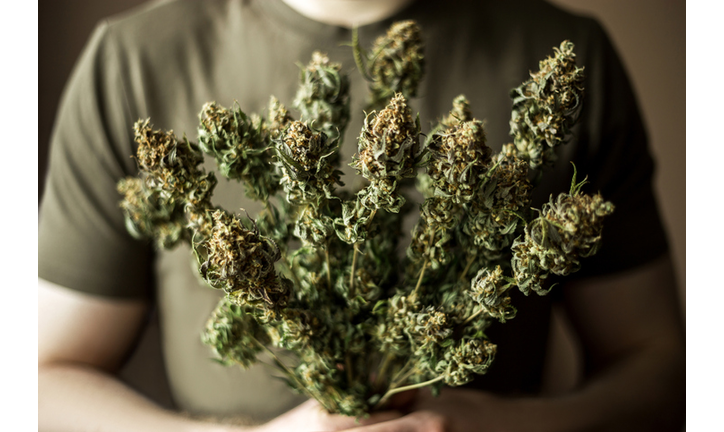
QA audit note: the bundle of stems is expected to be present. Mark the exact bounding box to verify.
[118,21,613,417]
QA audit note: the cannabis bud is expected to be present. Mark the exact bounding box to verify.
[196,209,290,309]
[294,51,351,144]
[469,266,516,322]
[276,120,342,205]
[356,20,425,111]
[512,172,614,295]
[352,93,421,213]
[427,119,492,204]
[119,120,216,247]
[117,176,186,249]
[201,297,272,368]
[509,41,585,169]
[440,95,473,129]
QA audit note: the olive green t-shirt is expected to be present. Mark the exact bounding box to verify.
[39,0,668,423]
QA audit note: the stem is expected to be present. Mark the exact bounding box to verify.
[410,259,429,302]
[349,244,359,297]
[374,353,395,389]
[463,307,485,325]
[264,200,277,225]
[376,375,445,408]
[459,254,476,282]
[325,247,332,289]
[388,358,413,386]
[250,337,319,403]
[365,208,378,230]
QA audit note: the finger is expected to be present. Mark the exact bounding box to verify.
[340,411,447,432]
[357,409,403,426]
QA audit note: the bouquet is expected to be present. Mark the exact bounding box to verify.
[117,20,614,417]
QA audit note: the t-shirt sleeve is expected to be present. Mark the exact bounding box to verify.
[566,20,669,279]
[38,21,154,299]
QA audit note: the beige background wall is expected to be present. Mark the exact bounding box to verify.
[38,0,686,409]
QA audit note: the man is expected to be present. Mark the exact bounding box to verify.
[38,0,684,430]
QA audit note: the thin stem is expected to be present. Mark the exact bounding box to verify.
[250,337,318,403]
[365,208,378,230]
[264,200,277,225]
[325,247,332,289]
[349,244,359,297]
[459,254,476,282]
[389,364,419,390]
[410,259,429,303]
[376,375,445,408]
[388,358,413,387]
[374,353,395,389]
[463,307,485,325]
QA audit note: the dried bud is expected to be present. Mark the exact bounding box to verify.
[117,176,186,249]
[440,95,473,129]
[276,120,342,205]
[436,338,496,386]
[512,182,614,295]
[294,51,351,143]
[462,154,531,255]
[509,41,585,169]
[354,93,420,181]
[267,96,293,140]
[201,297,271,368]
[197,102,279,200]
[366,20,425,110]
[294,205,334,247]
[469,266,516,322]
[197,209,289,308]
[134,119,205,199]
[427,119,492,203]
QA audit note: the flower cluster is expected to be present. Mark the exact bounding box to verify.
[359,20,425,111]
[118,120,216,247]
[197,101,280,200]
[509,41,585,169]
[427,119,492,204]
[293,51,351,145]
[195,209,291,309]
[276,120,342,206]
[468,266,516,322]
[201,297,272,368]
[117,25,611,419]
[512,173,614,295]
[351,93,421,211]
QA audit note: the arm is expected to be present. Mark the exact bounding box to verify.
[345,254,685,432]
[38,277,226,432]
[38,278,402,432]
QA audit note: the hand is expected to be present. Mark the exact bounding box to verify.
[410,387,509,432]
[341,387,511,432]
[255,399,404,432]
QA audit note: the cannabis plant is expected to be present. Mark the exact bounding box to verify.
[118,22,613,417]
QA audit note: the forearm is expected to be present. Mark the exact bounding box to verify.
[517,341,685,432]
[38,362,242,432]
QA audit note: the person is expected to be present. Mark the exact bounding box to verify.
[38,0,685,430]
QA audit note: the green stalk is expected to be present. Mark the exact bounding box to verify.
[349,244,359,297]
[325,247,332,289]
[376,375,445,408]
[410,259,429,303]
[463,307,484,325]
